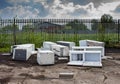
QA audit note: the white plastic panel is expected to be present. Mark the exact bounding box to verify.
[84,53,101,62]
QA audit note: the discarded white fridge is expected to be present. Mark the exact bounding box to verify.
[51,44,69,56]
[12,44,35,61]
[11,44,35,54]
[56,41,75,50]
[37,49,55,65]
[68,51,102,67]
[43,41,57,50]
[79,40,105,47]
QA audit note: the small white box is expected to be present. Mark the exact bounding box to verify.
[52,44,69,56]
[79,40,105,47]
[57,41,75,50]
[37,50,54,65]
[43,41,57,50]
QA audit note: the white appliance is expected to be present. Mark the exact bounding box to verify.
[68,51,102,67]
[72,46,104,57]
[12,44,35,61]
[11,44,35,54]
[37,49,54,65]
[79,40,105,47]
[43,41,57,50]
[56,41,75,50]
[51,44,69,56]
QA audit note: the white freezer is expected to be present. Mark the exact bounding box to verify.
[51,44,69,56]
[68,51,102,67]
[43,41,57,50]
[37,50,54,65]
[79,40,105,47]
[56,41,75,50]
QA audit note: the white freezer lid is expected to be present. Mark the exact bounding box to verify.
[80,40,104,44]
[43,41,56,44]
[52,44,68,48]
[69,51,101,54]
[57,41,75,43]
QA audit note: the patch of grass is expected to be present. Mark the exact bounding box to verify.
[0,32,119,52]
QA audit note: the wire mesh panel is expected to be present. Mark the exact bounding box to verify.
[0,19,119,52]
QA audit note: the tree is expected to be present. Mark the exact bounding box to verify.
[101,14,115,30]
[99,14,114,41]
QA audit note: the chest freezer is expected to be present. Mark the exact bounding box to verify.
[12,44,35,61]
[68,51,102,67]
[56,41,75,50]
[43,41,57,50]
[79,40,105,47]
[72,46,104,57]
[37,50,54,65]
[51,44,69,56]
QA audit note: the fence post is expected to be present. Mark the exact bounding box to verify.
[13,17,17,45]
[118,19,120,42]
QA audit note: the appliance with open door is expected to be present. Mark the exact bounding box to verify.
[56,41,75,50]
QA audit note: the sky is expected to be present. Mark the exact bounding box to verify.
[0,0,120,19]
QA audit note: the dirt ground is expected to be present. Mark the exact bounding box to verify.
[0,48,120,84]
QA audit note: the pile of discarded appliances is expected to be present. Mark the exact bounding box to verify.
[11,40,105,67]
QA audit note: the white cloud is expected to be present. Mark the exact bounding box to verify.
[0,5,40,19]
[45,0,120,19]
[1,0,120,19]
[7,0,30,4]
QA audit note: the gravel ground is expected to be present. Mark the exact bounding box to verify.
[0,48,120,84]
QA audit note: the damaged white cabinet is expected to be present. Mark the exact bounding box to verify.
[51,44,69,56]
[68,51,102,67]
[72,46,104,57]
[37,50,55,65]
[56,41,75,50]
